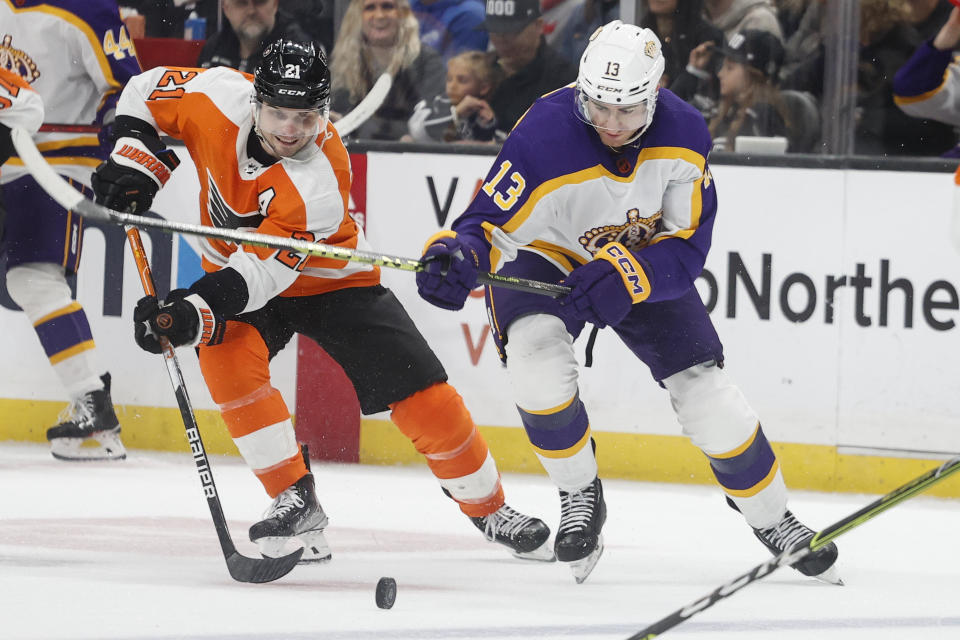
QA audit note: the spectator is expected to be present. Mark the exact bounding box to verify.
[641,0,724,107]
[894,6,960,134]
[777,0,826,95]
[412,0,489,61]
[197,0,311,73]
[330,0,446,140]
[774,0,809,39]
[281,0,335,52]
[857,0,955,155]
[123,0,219,38]
[548,0,619,67]
[906,0,955,42]
[483,0,578,133]
[408,50,503,142]
[708,30,790,150]
[704,0,784,41]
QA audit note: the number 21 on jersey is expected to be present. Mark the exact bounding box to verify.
[481,160,526,211]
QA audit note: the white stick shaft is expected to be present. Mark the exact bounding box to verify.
[10,127,85,211]
[333,73,392,137]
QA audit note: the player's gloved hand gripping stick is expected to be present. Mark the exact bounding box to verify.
[124,225,304,583]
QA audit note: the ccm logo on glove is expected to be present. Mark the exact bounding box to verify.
[595,242,651,303]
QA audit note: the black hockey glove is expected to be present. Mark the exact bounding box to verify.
[0,123,12,166]
[92,135,180,213]
[133,289,226,354]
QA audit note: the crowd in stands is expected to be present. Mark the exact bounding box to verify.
[119,0,960,157]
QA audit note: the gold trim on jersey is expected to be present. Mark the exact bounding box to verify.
[35,136,100,151]
[4,156,101,167]
[531,428,592,458]
[723,459,781,498]
[500,146,706,235]
[524,242,585,273]
[32,301,84,327]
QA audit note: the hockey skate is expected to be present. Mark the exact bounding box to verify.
[249,473,331,564]
[555,477,606,584]
[46,373,126,461]
[470,504,555,561]
[753,510,842,585]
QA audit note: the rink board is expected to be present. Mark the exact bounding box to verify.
[2,147,959,496]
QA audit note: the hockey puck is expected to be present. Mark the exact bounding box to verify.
[375,577,397,609]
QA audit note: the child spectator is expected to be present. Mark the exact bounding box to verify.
[708,30,791,150]
[408,50,503,143]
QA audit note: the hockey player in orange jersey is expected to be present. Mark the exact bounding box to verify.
[90,39,554,563]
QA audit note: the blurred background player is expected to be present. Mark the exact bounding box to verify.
[1,0,141,461]
[895,3,960,126]
[91,39,554,563]
[416,20,841,584]
[0,69,43,252]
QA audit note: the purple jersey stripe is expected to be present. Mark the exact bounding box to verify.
[35,306,95,360]
[706,426,777,492]
[520,398,590,452]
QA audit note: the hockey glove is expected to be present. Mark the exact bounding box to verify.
[416,232,483,310]
[133,289,225,354]
[92,135,180,213]
[557,242,652,328]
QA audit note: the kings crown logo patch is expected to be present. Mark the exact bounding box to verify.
[579,208,662,255]
[0,35,40,83]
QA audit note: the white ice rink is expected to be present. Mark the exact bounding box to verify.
[2,442,959,640]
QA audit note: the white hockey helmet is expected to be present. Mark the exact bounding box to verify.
[576,21,665,142]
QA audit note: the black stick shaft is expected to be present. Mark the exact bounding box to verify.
[626,454,960,639]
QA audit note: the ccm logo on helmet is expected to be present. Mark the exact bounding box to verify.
[278,88,307,95]
[598,85,623,92]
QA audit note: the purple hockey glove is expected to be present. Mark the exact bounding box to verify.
[558,242,652,328]
[416,234,483,310]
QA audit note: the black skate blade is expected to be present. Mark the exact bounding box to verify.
[225,547,303,583]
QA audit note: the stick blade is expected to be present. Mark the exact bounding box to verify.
[225,547,304,583]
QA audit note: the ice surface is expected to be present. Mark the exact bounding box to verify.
[2,442,958,640]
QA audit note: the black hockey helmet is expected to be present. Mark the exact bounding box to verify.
[254,40,331,110]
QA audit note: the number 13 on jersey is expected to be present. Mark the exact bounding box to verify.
[481,160,526,211]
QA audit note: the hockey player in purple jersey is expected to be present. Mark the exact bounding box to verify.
[416,20,841,584]
[1,0,142,460]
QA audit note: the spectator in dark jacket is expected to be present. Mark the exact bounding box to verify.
[482,0,578,133]
[857,0,955,155]
[412,0,489,61]
[124,0,219,38]
[197,0,312,73]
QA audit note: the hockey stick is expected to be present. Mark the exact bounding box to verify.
[125,226,304,583]
[9,127,569,299]
[626,454,960,639]
[333,72,392,137]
